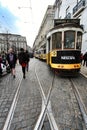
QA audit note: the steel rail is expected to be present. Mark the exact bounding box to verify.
[80,72,87,78]
[34,68,59,130]
[2,77,22,130]
[70,79,87,129]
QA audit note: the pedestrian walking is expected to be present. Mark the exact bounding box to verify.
[0,54,2,75]
[25,50,30,72]
[80,53,83,65]
[1,51,7,65]
[83,52,87,67]
[18,48,28,79]
[6,48,17,78]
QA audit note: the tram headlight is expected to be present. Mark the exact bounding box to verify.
[51,51,57,57]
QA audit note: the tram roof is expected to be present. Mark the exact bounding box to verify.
[53,19,83,30]
[47,19,83,38]
[48,19,83,33]
[54,19,80,27]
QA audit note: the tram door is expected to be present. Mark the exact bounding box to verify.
[46,37,50,64]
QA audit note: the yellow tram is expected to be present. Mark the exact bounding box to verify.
[34,50,40,59]
[39,48,46,61]
[46,19,83,73]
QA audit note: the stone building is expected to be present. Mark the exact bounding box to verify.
[0,33,27,53]
[33,5,55,52]
[54,0,87,53]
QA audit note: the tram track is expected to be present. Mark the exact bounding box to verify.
[70,75,87,129]
[34,68,59,130]
[0,59,87,130]
[56,72,87,129]
[2,77,22,130]
[33,60,87,130]
[0,66,23,130]
[34,60,87,130]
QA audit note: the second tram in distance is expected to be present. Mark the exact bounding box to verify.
[46,19,83,74]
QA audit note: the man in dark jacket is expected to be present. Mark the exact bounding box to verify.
[6,48,17,78]
[0,54,2,75]
[18,48,28,78]
[83,52,87,67]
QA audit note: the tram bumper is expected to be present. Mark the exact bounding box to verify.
[51,63,81,71]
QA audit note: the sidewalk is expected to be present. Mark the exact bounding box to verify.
[80,65,87,77]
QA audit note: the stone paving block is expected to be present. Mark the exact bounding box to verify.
[9,63,42,130]
[0,66,22,129]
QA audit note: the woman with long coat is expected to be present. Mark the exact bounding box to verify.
[18,48,28,79]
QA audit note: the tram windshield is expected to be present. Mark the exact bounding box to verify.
[52,32,62,49]
[64,31,75,49]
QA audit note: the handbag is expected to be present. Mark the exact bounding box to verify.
[21,63,27,67]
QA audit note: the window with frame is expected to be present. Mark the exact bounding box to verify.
[64,31,75,49]
[76,31,82,50]
[52,32,62,49]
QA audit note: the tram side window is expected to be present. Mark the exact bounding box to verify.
[76,32,82,50]
[64,31,75,49]
[48,37,50,52]
[52,32,62,49]
[44,49,46,53]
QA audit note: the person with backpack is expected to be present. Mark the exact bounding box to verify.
[18,48,28,79]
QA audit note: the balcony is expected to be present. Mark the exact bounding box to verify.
[73,0,85,17]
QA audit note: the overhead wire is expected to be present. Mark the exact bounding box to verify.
[0,13,15,33]
[0,5,16,33]
[29,0,34,24]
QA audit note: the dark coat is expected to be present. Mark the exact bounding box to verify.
[83,52,87,61]
[0,57,2,69]
[0,57,2,74]
[18,51,28,65]
[26,52,30,62]
[6,52,17,65]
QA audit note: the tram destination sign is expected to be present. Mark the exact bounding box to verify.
[61,56,75,60]
[54,19,80,27]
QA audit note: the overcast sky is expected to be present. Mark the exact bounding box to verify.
[0,0,55,47]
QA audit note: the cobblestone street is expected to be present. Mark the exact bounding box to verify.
[0,58,87,130]
[10,60,42,130]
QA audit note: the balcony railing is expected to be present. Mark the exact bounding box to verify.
[73,0,85,16]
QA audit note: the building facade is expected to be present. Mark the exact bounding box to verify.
[33,5,55,52]
[54,0,87,53]
[0,33,27,53]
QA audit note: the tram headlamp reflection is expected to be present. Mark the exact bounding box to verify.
[51,51,57,56]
